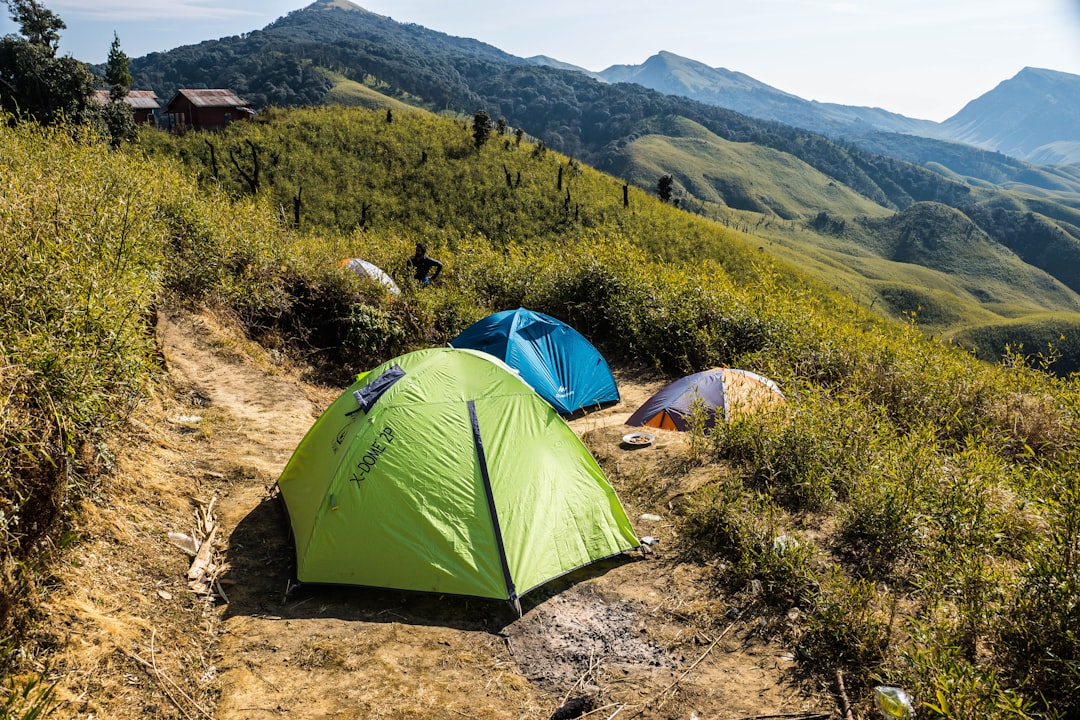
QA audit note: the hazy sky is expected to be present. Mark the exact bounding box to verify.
[7,0,1080,122]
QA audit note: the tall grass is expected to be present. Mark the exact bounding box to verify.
[0,120,175,640]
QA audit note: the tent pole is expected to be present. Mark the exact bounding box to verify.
[468,401,519,605]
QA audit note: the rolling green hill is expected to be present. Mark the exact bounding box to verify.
[608,116,890,220]
[316,68,420,110]
[120,0,1080,371]
[595,116,1080,345]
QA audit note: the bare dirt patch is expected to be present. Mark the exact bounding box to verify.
[32,307,835,719]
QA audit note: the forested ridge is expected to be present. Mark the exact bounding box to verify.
[128,0,972,212]
[127,4,1080,243]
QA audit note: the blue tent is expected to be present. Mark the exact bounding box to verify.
[450,308,619,414]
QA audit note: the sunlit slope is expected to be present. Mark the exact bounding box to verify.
[750,202,1080,331]
[318,69,423,111]
[136,104,1080,366]
[612,117,890,220]
[608,117,1080,334]
[855,203,1080,314]
[950,313,1080,374]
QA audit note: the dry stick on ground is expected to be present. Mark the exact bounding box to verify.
[123,630,214,720]
[836,668,854,720]
[554,650,601,712]
[150,630,214,720]
[198,496,216,535]
[551,652,604,719]
[628,620,736,718]
[187,524,217,583]
[739,714,831,720]
[215,579,230,603]
[576,702,623,717]
[244,659,281,693]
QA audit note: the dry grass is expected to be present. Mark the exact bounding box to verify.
[33,377,223,719]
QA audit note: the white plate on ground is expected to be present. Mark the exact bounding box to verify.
[621,432,654,448]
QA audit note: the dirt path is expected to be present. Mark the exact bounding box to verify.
[40,307,831,719]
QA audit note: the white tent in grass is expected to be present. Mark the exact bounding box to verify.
[341,258,400,295]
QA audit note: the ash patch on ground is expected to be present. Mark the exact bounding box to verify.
[504,585,677,692]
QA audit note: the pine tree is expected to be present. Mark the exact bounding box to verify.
[5,0,64,55]
[105,32,132,102]
[472,109,491,149]
[657,174,674,202]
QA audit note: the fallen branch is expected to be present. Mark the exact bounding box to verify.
[199,496,217,535]
[124,630,214,720]
[629,621,735,717]
[738,714,831,720]
[187,524,217,581]
[836,668,854,720]
[180,495,229,601]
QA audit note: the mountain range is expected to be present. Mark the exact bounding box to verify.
[121,0,1080,371]
[559,51,1080,166]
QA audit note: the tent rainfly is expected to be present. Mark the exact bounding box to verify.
[449,307,619,415]
[626,368,785,431]
[276,347,639,613]
[340,258,400,295]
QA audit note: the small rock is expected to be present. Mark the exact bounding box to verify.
[549,686,599,720]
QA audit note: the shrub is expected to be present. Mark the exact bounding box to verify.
[796,571,894,680]
[996,466,1080,715]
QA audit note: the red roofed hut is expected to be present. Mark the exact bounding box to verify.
[164,89,255,132]
[91,89,161,125]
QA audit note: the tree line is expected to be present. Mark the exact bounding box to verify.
[0,0,136,143]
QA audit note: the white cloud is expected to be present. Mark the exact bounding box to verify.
[49,1,260,22]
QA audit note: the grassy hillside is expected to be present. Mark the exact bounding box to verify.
[611,116,890,220]
[119,0,1080,370]
[603,118,1080,346]
[317,68,423,110]
[950,314,1080,374]
[135,105,785,279]
[847,204,1080,321]
[0,117,290,660]
[135,106,1080,370]
[6,107,1080,717]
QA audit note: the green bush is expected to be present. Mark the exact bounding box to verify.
[996,467,1080,715]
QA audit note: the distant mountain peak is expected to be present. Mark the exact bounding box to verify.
[313,0,367,9]
[599,51,801,105]
[941,65,1080,162]
[1015,66,1073,80]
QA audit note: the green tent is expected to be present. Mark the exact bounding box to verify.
[277,347,639,610]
